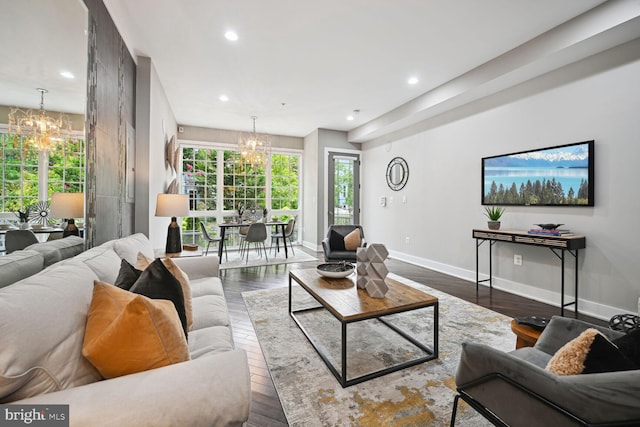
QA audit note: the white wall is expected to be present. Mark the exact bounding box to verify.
[361,40,640,319]
[135,56,178,250]
[302,130,319,250]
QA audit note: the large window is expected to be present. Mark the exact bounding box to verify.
[182,147,217,211]
[48,138,85,194]
[179,145,301,248]
[1,132,85,214]
[0,134,38,212]
[271,153,299,210]
[223,150,267,212]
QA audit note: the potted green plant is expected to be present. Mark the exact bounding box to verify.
[484,206,504,230]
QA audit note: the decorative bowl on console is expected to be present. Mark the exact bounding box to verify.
[317,262,355,278]
[535,223,564,230]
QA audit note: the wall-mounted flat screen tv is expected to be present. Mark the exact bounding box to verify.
[482,140,594,206]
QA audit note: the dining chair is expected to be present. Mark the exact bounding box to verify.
[5,229,39,254]
[199,221,228,260]
[270,217,296,256]
[242,222,268,264]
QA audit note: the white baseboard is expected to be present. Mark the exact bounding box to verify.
[302,240,322,253]
[388,249,623,321]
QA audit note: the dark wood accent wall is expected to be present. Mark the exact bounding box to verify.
[83,0,136,247]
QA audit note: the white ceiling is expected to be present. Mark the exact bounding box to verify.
[5,0,640,142]
[0,0,87,117]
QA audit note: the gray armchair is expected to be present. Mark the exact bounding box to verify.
[321,224,365,262]
[451,316,640,426]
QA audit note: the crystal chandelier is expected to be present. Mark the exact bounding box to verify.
[8,88,73,152]
[238,116,271,168]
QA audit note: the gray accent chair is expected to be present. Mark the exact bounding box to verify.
[5,229,38,254]
[199,221,227,260]
[321,224,365,262]
[241,222,268,264]
[451,316,640,426]
[271,217,296,256]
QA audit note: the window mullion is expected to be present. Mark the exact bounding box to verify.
[38,150,49,201]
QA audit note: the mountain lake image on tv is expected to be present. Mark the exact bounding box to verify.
[482,140,594,206]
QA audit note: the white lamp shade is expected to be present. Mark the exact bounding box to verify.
[49,193,85,219]
[155,194,189,217]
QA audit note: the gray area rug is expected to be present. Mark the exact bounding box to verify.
[218,247,316,270]
[242,272,514,426]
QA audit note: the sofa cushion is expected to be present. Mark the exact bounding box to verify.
[188,326,234,359]
[129,258,189,338]
[190,277,224,298]
[82,282,190,379]
[137,254,194,332]
[0,262,102,403]
[191,295,230,331]
[111,233,154,266]
[72,245,122,284]
[0,250,44,289]
[24,235,84,267]
[546,328,638,375]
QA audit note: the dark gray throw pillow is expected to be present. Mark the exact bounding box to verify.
[613,329,640,366]
[114,259,142,290]
[582,333,638,374]
[129,258,188,340]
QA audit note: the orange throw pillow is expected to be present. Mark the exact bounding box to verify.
[137,252,193,332]
[82,281,190,379]
[343,228,361,251]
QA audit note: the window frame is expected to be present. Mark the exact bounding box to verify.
[0,127,85,214]
[177,141,302,248]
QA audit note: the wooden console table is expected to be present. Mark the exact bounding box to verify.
[473,228,586,316]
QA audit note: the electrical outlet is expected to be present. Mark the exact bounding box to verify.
[514,254,523,266]
[405,237,410,244]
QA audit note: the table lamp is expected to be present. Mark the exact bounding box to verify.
[155,194,189,255]
[49,192,84,237]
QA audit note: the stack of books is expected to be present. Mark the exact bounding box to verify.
[528,228,572,236]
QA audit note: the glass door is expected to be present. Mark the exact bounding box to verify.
[328,152,360,225]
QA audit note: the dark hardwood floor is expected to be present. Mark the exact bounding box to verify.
[220,247,605,427]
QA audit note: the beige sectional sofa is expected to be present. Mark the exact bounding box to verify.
[0,233,250,427]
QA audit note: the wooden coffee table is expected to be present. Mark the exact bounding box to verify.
[288,269,439,387]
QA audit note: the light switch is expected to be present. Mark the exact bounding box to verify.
[379,196,386,207]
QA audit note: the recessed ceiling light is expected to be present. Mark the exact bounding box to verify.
[346,115,354,121]
[60,71,75,79]
[408,76,419,85]
[219,94,229,102]
[224,30,238,41]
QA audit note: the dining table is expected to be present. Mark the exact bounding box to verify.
[217,221,288,262]
[0,226,66,251]
[0,226,65,236]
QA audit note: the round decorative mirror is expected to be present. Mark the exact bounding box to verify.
[386,157,409,191]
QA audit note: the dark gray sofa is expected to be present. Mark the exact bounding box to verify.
[452,316,640,426]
